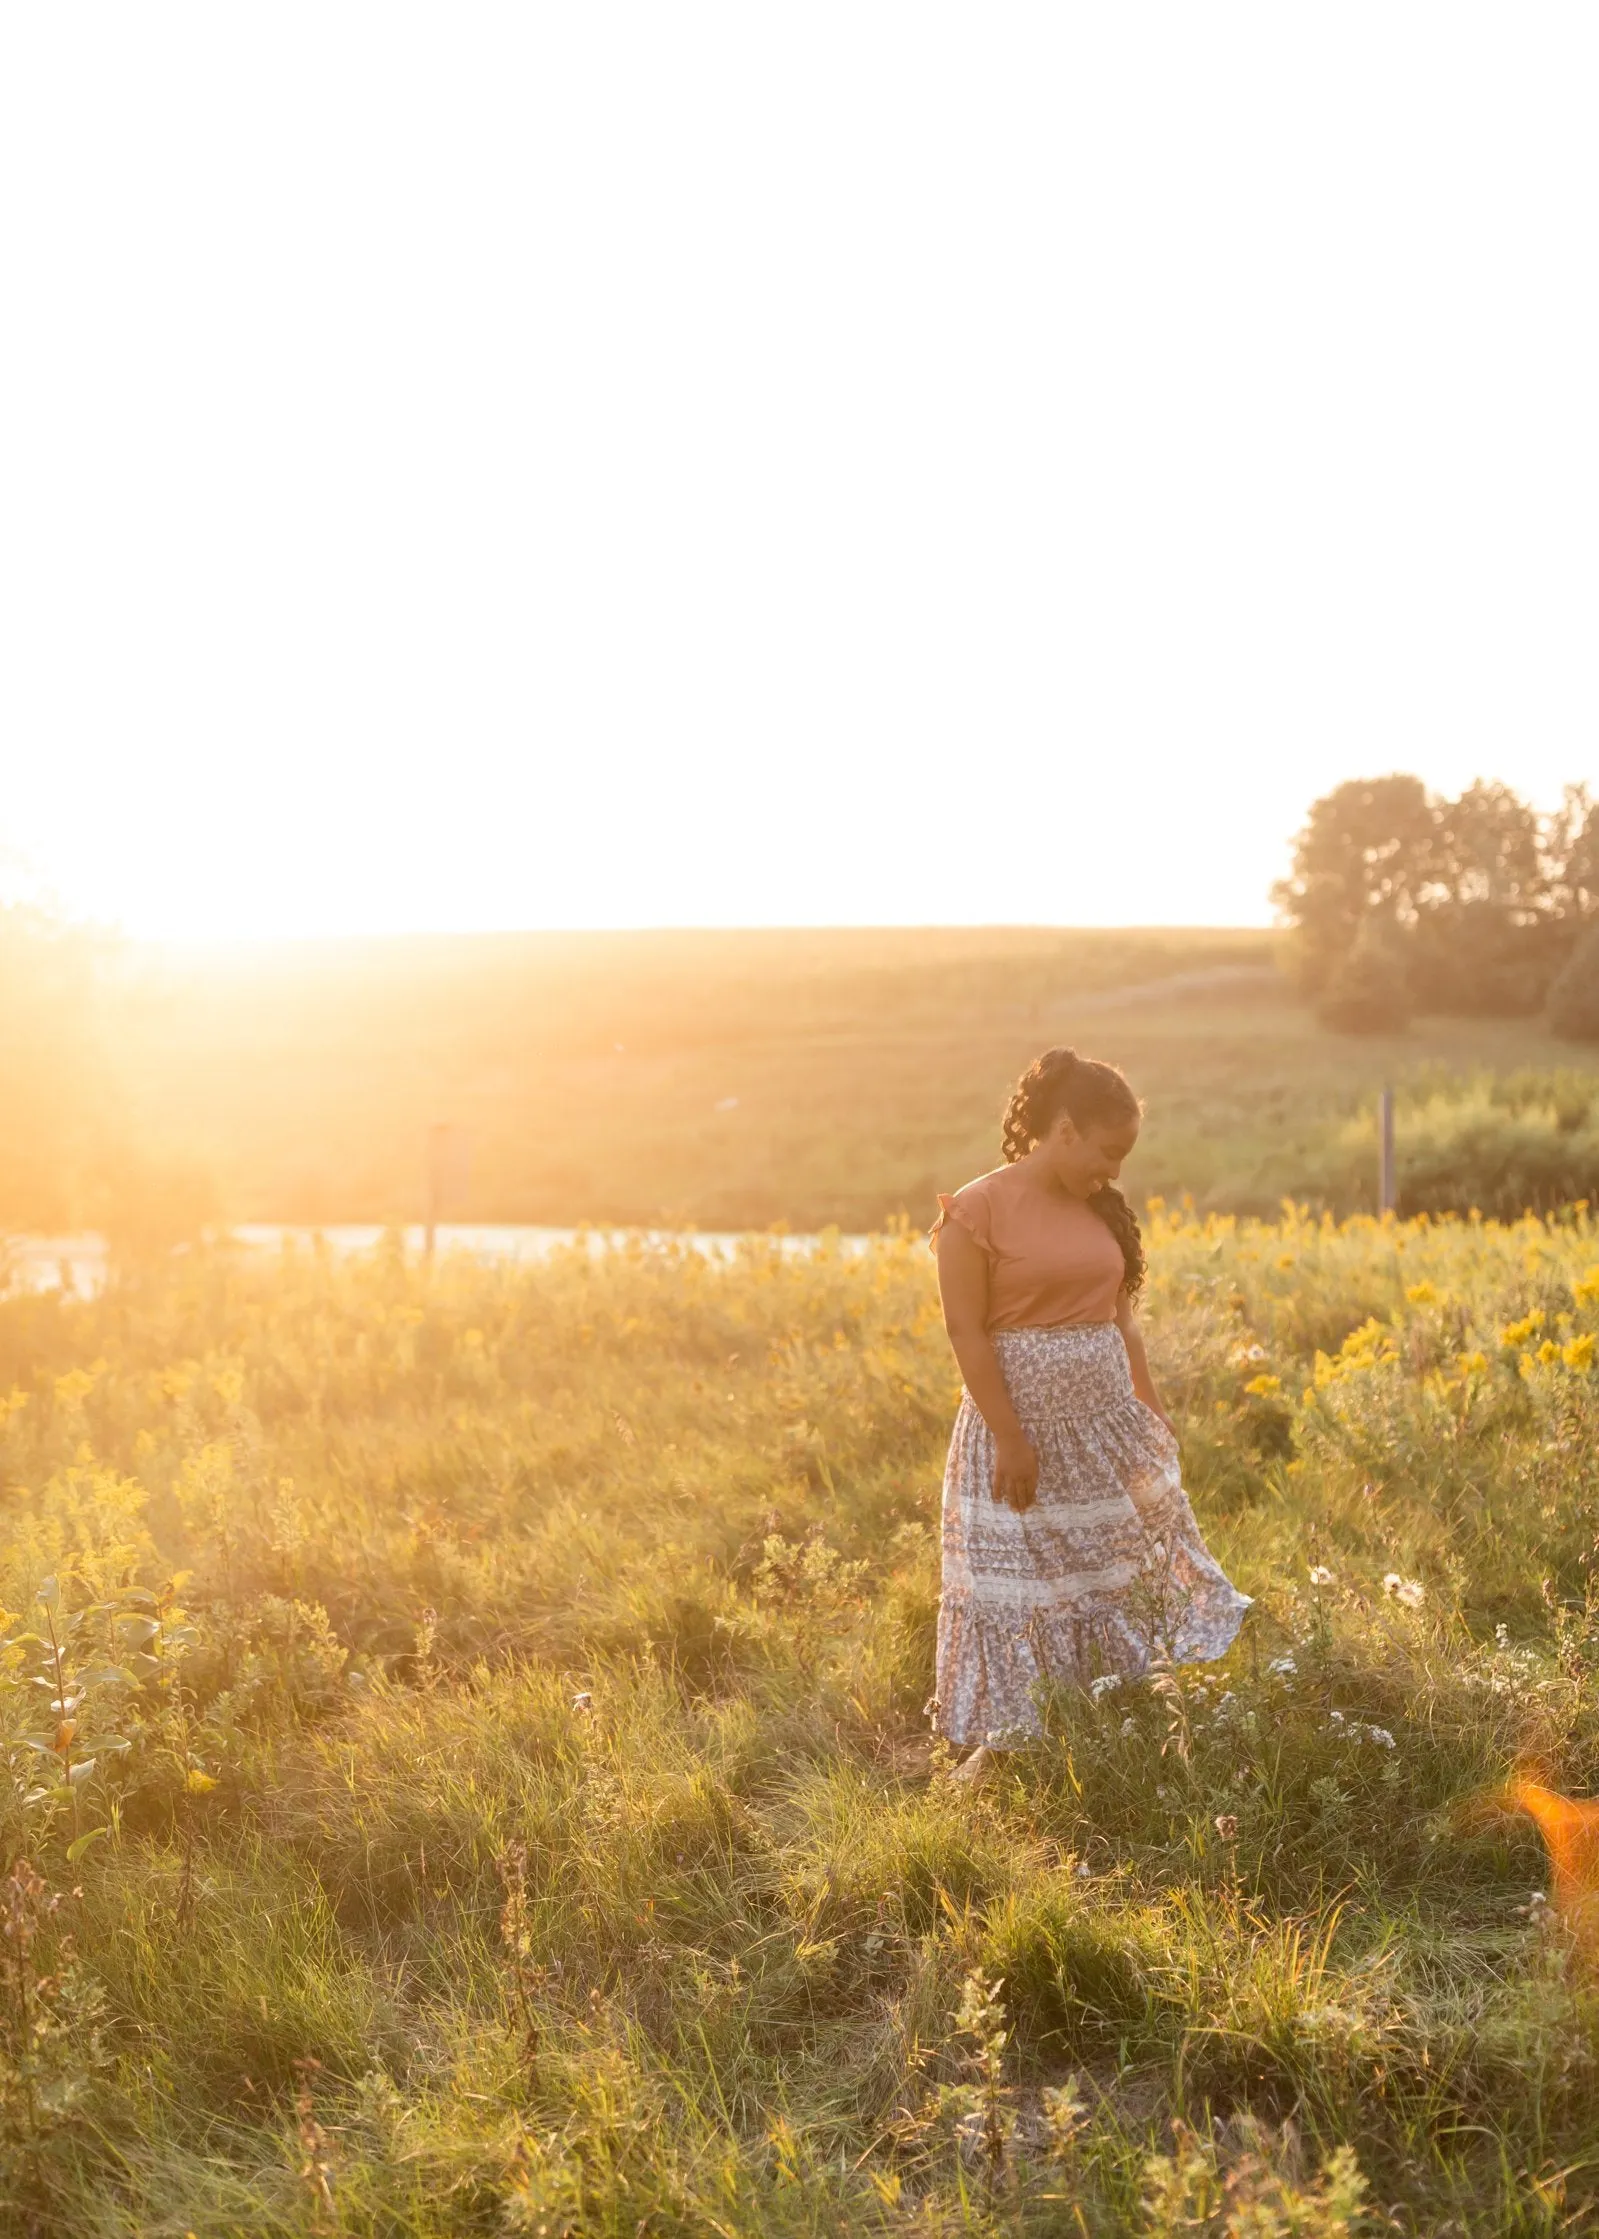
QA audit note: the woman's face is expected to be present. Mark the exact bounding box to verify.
[1042,1110,1140,1198]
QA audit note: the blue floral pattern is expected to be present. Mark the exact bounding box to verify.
[932,1324,1251,1746]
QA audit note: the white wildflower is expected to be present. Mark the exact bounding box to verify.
[1120,1716,1137,1738]
[1089,1674,1122,1701]
[1365,1726,1396,1749]
[1308,1565,1335,1587]
[1383,1572,1425,1609]
[1267,1655,1297,1678]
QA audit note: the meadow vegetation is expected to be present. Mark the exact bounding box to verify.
[102,927,1599,1232]
[6,1211,1599,2229]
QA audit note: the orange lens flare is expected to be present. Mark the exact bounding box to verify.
[1504,1778,1599,1947]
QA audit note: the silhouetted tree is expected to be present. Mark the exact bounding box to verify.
[1270,775,1433,997]
[1277,774,1598,1020]
[1408,780,1556,1013]
[1544,784,1599,923]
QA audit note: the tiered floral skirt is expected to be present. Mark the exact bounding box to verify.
[932,1324,1251,1746]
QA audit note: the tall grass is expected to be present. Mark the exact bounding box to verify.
[5,1214,1599,2229]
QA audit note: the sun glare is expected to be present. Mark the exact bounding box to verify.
[4,12,1598,941]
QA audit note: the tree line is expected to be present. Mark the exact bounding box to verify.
[1273,775,1599,1035]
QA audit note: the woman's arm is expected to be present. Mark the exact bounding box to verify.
[1115,1289,1175,1435]
[935,1218,1039,1511]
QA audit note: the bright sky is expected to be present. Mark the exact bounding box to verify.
[3,8,1597,940]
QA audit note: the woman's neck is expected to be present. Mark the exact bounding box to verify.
[1017,1146,1091,1202]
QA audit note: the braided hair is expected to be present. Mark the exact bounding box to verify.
[1001,1047,1147,1298]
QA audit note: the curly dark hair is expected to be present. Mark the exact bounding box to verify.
[1000,1046,1146,1298]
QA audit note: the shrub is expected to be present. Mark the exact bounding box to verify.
[1311,1081,1599,1218]
[1547,922,1599,1042]
[1316,928,1411,1035]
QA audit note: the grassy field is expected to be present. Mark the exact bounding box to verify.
[102,926,1599,1233]
[5,1214,1599,2229]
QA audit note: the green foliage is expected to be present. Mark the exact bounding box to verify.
[1141,2122,1367,2238]
[1299,1073,1599,1217]
[7,1216,1599,2225]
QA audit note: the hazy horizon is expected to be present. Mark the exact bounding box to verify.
[7,7,1598,941]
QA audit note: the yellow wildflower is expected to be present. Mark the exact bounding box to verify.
[1405,1281,1438,1306]
[1456,1351,1489,1378]
[1244,1374,1282,1398]
[1564,1333,1596,1372]
[1499,1311,1546,1348]
[1538,1339,1561,1366]
[1575,1266,1599,1310]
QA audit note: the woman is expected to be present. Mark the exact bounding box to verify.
[931,1046,1249,1778]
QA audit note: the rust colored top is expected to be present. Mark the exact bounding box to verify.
[934,1165,1125,1330]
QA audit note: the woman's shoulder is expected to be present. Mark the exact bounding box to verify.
[945,1166,1012,1205]
[933,1167,1015,1255]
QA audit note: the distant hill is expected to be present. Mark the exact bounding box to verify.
[98,925,1599,1228]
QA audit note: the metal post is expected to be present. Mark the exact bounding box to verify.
[424,1123,447,1261]
[1378,1085,1396,1216]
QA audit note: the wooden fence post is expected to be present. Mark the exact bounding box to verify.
[425,1124,472,1259]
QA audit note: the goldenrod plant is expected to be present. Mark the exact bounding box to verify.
[3,1214,1599,2226]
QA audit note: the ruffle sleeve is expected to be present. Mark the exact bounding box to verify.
[931,1185,997,1257]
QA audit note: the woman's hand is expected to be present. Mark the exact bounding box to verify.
[993,1430,1039,1512]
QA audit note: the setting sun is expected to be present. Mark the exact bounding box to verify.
[5,11,1598,939]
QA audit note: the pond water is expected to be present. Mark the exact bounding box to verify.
[2,1223,876,1299]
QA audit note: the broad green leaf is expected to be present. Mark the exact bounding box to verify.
[66,1756,97,1786]
[66,1826,107,1863]
[114,1617,160,1646]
